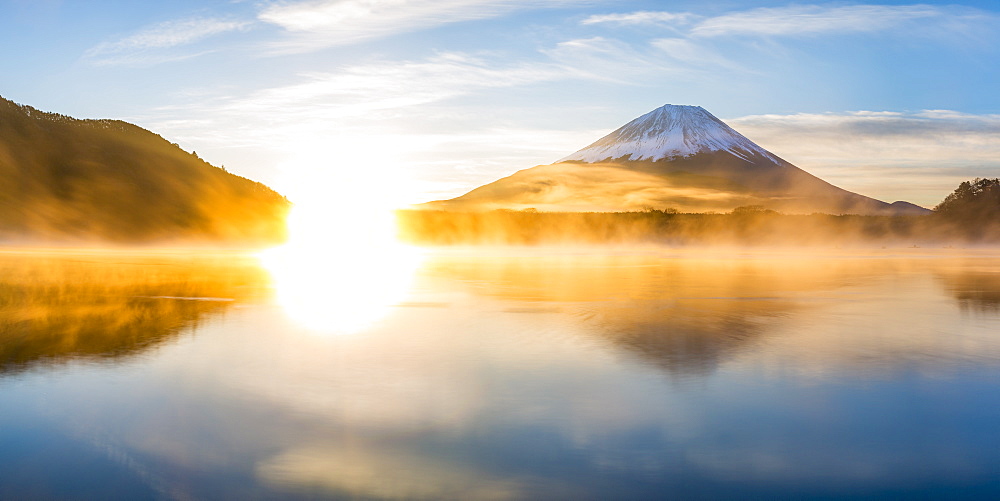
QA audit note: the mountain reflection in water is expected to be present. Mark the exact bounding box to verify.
[0,249,268,373]
[425,250,1000,377]
[0,248,999,499]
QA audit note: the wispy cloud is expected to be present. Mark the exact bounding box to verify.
[543,36,714,83]
[580,4,994,39]
[258,0,586,53]
[693,4,950,37]
[649,38,744,72]
[581,11,698,26]
[728,110,1000,205]
[214,52,565,118]
[84,17,251,66]
[138,51,580,202]
[144,51,567,153]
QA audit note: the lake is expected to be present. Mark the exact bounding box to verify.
[1,246,999,499]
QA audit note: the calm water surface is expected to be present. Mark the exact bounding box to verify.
[1,247,999,499]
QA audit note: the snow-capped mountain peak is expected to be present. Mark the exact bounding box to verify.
[559,104,781,164]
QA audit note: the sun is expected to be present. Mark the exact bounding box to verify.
[259,136,424,334]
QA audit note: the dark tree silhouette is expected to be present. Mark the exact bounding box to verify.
[933,178,1000,240]
[935,178,1000,221]
[731,205,778,215]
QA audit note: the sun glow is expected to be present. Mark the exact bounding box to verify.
[260,137,424,334]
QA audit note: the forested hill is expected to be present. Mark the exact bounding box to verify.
[0,96,289,244]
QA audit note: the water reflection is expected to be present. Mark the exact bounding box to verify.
[261,242,422,334]
[257,445,530,499]
[422,250,1000,377]
[1,248,1000,499]
[0,249,268,374]
[938,266,1000,313]
[259,205,423,334]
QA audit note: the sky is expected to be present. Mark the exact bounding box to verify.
[2,0,999,208]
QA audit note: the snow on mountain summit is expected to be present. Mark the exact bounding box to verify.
[559,104,781,164]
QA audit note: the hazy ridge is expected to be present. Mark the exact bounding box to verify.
[0,96,289,244]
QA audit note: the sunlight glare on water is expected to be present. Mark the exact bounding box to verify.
[259,139,423,334]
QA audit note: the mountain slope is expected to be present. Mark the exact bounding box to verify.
[430,104,929,215]
[0,96,289,243]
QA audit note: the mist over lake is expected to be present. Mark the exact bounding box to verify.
[2,247,999,499]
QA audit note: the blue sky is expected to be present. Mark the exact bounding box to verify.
[2,0,999,207]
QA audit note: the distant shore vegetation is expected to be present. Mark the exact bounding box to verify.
[398,178,1000,246]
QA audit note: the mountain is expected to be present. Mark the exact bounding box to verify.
[428,104,929,215]
[560,104,780,164]
[0,96,289,243]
